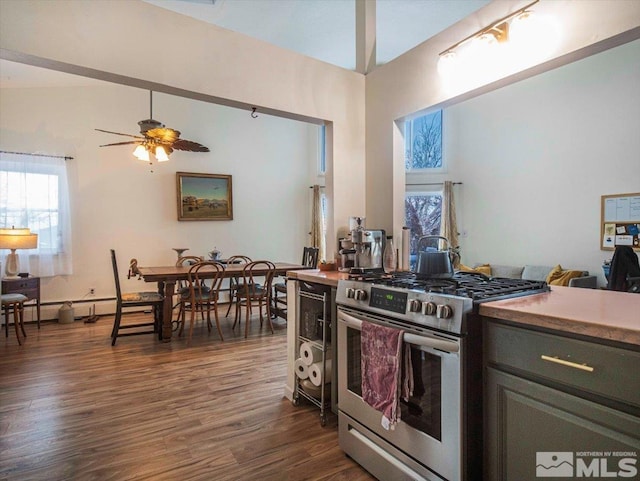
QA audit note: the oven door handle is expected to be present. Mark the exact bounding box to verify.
[338,310,460,354]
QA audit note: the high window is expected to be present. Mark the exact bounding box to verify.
[405,110,442,171]
[0,152,73,276]
[318,124,326,175]
[404,110,444,267]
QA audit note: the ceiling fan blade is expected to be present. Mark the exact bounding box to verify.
[99,141,141,147]
[95,128,144,140]
[146,127,181,143]
[172,139,210,152]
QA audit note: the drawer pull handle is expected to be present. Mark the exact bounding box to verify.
[541,355,594,372]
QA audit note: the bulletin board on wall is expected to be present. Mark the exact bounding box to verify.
[601,192,640,251]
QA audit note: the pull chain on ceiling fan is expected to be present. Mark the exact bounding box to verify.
[95,91,210,165]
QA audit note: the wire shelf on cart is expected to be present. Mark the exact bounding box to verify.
[293,287,331,426]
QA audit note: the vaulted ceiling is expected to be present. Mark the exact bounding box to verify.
[1,0,491,87]
[143,0,491,70]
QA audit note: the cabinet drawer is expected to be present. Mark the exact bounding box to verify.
[2,278,39,292]
[12,287,38,300]
[485,320,640,409]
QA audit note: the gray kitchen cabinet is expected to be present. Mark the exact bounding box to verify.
[484,319,640,481]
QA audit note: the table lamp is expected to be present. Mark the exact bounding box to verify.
[0,226,38,278]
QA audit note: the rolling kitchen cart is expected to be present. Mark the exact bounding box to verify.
[293,282,332,426]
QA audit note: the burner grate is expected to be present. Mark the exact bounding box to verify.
[366,271,549,301]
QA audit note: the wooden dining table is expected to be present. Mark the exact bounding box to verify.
[137,262,312,341]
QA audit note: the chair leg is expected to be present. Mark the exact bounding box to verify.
[213,301,224,341]
[111,305,123,345]
[245,299,251,338]
[178,304,186,337]
[13,304,23,346]
[265,299,274,334]
[153,304,164,341]
[233,299,241,329]
[205,303,212,332]
[225,288,235,317]
[19,303,27,338]
[187,308,196,344]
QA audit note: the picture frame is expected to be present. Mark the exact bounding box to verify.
[176,172,233,221]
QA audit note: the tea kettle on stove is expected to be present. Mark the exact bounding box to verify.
[414,235,454,279]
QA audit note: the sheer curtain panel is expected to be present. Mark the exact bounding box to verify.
[441,180,460,268]
[310,185,326,262]
[0,152,73,276]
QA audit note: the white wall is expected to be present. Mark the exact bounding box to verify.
[446,40,640,283]
[365,0,640,286]
[0,0,366,264]
[0,84,318,318]
[0,0,365,319]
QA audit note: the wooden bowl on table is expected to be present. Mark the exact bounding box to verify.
[318,262,336,272]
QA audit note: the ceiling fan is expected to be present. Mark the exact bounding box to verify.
[96,91,209,163]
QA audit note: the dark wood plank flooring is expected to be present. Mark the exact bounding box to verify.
[0,309,375,481]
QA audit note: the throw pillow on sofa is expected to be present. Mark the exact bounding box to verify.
[459,263,492,276]
[546,264,586,286]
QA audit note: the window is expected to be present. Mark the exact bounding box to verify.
[0,153,72,276]
[318,124,326,175]
[404,110,444,267]
[321,191,328,260]
[405,192,442,269]
[405,110,443,170]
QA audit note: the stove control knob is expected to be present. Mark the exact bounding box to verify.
[422,302,437,316]
[408,299,422,313]
[436,304,454,319]
[355,289,368,301]
[346,287,355,299]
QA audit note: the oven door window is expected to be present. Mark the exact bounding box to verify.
[345,326,442,441]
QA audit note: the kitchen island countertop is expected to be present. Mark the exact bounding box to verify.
[480,285,640,347]
[286,269,348,287]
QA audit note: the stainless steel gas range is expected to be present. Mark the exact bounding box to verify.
[336,272,549,481]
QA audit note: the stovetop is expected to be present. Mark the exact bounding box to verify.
[337,271,550,335]
[348,270,550,302]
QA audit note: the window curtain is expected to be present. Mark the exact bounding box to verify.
[0,152,73,276]
[440,180,460,267]
[310,185,326,262]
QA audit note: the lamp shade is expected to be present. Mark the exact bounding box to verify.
[0,227,38,277]
[0,227,38,250]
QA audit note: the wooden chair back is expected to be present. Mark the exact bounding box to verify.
[302,247,320,268]
[186,261,226,301]
[242,260,276,300]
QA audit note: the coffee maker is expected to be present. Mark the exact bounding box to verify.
[347,217,385,273]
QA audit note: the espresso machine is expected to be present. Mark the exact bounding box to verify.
[344,217,385,274]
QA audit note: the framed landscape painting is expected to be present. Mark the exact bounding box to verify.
[176,172,233,221]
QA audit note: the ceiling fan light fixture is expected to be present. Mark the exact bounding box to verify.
[155,145,170,162]
[133,144,150,162]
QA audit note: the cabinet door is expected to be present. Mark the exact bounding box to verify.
[485,367,640,481]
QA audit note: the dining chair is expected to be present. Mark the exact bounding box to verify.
[234,260,276,338]
[224,255,252,317]
[272,247,319,319]
[174,256,206,325]
[110,249,164,346]
[177,260,226,344]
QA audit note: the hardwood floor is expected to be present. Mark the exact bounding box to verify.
[0,310,375,481]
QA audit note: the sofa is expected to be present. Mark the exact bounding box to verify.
[460,263,598,289]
